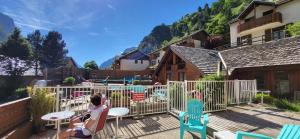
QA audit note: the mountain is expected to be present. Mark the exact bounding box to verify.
[137,0,252,53]
[99,56,118,69]
[100,47,137,69]
[0,12,15,42]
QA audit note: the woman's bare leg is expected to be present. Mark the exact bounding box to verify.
[69,117,81,128]
[59,129,76,139]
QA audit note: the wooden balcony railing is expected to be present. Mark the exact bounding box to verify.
[238,12,282,32]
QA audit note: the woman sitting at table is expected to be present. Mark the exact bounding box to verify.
[59,94,106,139]
[68,93,107,128]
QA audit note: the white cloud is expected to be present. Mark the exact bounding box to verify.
[0,0,103,32]
[14,22,50,31]
[107,4,116,11]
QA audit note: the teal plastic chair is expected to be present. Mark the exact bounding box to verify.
[236,124,300,139]
[179,99,209,139]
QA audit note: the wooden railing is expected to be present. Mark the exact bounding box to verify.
[238,12,282,32]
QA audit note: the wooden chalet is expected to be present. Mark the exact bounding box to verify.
[154,46,221,84]
[220,36,300,101]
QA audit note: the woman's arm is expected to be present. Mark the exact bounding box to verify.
[84,119,96,129]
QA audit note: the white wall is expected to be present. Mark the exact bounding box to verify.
[120,59,150,71]
[229,1,300,44]
[194,40,201,48]
[230,22,239,44]
[277,0,300,24]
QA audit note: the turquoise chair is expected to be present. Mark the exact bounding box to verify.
[236,124,300,139]
[179,99,209,139]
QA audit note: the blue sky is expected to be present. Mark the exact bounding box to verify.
[0,0,216,66]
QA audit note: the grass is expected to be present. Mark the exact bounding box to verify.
[255,93,300,112]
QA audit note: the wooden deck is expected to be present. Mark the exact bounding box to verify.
[30,105,300,139]
[30,114,201,139]
[207,104,300,137]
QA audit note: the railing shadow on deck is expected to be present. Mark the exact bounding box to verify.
[104,114,181,139]
[234,106,300,121]
[211,109,283,132]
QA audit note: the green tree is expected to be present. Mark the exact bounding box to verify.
[0,28,33,99]
[287,21,300,36]
[41,31,68,68]
[27,30,43,76]
[84,60,98,70]
[84,60,98,79]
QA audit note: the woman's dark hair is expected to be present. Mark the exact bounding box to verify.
[90,94,102,106]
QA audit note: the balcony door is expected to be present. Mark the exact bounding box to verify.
[275,71,290,98]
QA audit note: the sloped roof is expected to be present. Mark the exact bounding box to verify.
[220,36,300,75]
[64,57,81,68]
[236,0,294,20]
[237,0,275,19]
[149,29,210,55]
[119,49,149,60]
[155,45,220,75]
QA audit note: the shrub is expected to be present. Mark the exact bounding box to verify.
[132,80,152,85]
[133,80,140,85]
[63,76,75,85]
[287,20,300,36]
[274,99,300,112]
[15,88,29,98]
[28,88,55,133]
[110,92,128,99]
[200,73,225,81]
[196,74,225,110]
[254,93,274,104]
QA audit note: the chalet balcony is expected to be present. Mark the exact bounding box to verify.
[238,12,282,33]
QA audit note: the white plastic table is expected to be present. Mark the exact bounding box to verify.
[108,107,129,138]
[41,111,75,139]
[213,131,236,139]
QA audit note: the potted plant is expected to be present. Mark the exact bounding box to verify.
[110,92,130,107]
[63,76,76,86]
[28,87,55,133]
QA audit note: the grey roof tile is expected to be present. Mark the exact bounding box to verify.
[220,36,300,74]
[171,46,220,75]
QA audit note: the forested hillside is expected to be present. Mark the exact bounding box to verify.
[138,0,252,53]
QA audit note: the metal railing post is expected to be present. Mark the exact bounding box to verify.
[167,80,170,112]
[55,85,60,129]
[184,80,188,112]
[224,81,228,109]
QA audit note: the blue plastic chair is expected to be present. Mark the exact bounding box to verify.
[236,124,300,139]
[179,99,209,139]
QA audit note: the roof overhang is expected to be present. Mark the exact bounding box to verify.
[237,0,275,20]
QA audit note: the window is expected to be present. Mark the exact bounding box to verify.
[179,72,185,81]
[263,10,273,16]
[141,60,143,64]
[275,71,290,98]
[255,73,265,90]
[151,60,156,65]
[135,60,138,64]
[167,72,172,81]
[272,26,285,40]
[241,34,252,45]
